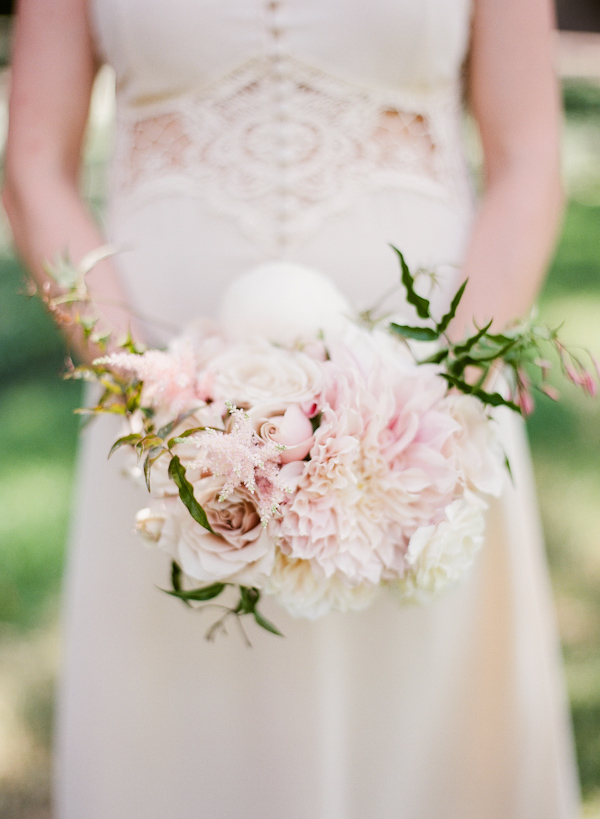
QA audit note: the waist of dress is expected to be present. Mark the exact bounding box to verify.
[109,54,472,256]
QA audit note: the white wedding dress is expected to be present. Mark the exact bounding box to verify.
[55,2,580,817]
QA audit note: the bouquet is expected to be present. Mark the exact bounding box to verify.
[41,247,598,640]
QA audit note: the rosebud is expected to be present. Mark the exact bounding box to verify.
[581,371,598,397]
[540,384,560,401]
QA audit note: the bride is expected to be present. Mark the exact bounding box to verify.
[3,0,580,817]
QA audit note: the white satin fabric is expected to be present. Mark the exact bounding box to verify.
[54,2,580,816]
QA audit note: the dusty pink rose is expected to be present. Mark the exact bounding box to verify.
[157,478,274,586]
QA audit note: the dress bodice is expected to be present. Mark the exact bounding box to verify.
[90,0,474,257]
[91,0,473,100]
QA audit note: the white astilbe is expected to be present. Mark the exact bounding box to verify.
[190,405,291,524]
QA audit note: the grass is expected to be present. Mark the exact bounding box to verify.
[525,83,600,804]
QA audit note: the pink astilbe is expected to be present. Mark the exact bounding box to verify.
[190,405,291,524]
[95,341,208,415]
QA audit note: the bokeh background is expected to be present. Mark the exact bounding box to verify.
[0,6,599,818]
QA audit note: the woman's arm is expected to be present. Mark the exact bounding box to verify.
[452,0,563,337]
[3,0,136,359]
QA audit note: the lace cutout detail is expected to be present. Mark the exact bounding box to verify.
[112,55,469,255]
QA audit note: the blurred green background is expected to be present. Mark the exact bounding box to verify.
[0,67,599,819]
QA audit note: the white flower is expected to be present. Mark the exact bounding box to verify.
[209,339,323,412]
[267,552,379,619]
[218,261,353,345]
[398,490,488,601]
[156,477,275,586]
[135,506,167,543]
[446,395,506,497]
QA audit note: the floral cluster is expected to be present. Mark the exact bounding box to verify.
[97,290,506,626]
[48,251,597,638]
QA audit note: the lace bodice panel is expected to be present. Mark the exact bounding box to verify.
[93,0,474,256]
[111,56,470,256]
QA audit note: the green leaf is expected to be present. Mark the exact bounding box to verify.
[137,434,164,452]
[447,357,474,378]
[418,349,449,365]
[171,560,184,590]
[43,250,80,289]
[436,279,468,334]
[96,376,126,395]
[119,329,145,355]
[79,315,98,336]
[439,372,474,394]
[75,404,126,416]
[157,418,179,441]
[108,433,143,459]
[168,455,214,532]
[253,609,284,636]
[459,338,517,364]
[310,412,323,434]
[391,245,431,319]
[485,331,515,344]
[91,330,112,350]
[167,426,206,449]
[78,244,118,276]
[165,583,226,601]
[389,323,439,342]
[504,453,514,485]
[472,387,521,413]
[143,446,166,491]
[156,408,202,442]
[452,320,493,356]
[238,586,261,614]
[439,374,522,413]
[170,561,190,607]
[125,382,143,413]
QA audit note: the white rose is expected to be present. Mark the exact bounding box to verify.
[209,339,323,411]
[398,490,488,601]
[218,262,353,346]
[267,552,379,619]
[446,395,506,497]
[157,477,275,586]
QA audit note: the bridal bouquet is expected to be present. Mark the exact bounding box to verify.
[42,247,598,639]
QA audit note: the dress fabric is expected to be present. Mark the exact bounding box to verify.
[55,1,580,817]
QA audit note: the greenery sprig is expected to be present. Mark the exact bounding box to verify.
[165,562,283,645]
[380,246,598,415]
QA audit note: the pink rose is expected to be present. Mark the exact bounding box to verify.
[254,404,314,464]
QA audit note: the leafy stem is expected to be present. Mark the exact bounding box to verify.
[386,246,599,414]
[164,562,284,643]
